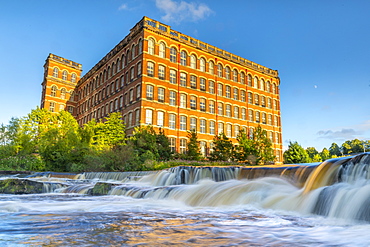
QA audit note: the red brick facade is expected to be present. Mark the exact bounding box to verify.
[41,17,283,162]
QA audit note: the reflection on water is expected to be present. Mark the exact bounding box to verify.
[1,195,370,246]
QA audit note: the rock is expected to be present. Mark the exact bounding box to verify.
[89,182,117,196]
[0,179,44,194]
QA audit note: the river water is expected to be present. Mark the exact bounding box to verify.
[1,154,370,246]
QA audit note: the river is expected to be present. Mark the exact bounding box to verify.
[1,154,370,246]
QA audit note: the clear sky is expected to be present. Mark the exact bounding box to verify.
[1,0,369,151]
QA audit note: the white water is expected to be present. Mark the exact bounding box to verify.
[1,153,370,246]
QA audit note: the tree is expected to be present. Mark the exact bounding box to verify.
[283,141,310,164]
[185,130,202,161]
[306,147,319,160]
[234,126,275,165]
[209,132,234,161]
[329,142,342,157]
[156,128,172,161]
[92,113,126,150]
[320,148,330,161]
[130,125,159,163]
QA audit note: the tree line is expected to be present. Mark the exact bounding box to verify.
[0,108,276,172]
[283,139,370,164]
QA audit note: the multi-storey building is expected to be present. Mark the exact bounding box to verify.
[41,16,283,162]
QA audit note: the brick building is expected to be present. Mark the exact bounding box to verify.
[41,16,283,161]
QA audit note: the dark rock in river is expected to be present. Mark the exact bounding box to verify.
[0,179,44,194]
[89,182,117,196]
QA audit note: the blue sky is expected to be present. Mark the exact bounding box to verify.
[1,0,369,151]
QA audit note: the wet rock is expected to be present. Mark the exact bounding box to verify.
[89,182,117,196]
[0,179,44,194]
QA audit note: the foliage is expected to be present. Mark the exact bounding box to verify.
[320,148,331,161]
[329,143,342,157]
[208,132,234,161]
[185,130,202,161]
[156,128,173,161]
[283,141,310,164]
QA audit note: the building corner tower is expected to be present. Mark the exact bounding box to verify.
[40,53,82,115]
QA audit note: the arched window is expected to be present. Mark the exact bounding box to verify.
[217,64,223,77]
[200,58,206,72]
[159,42,166,58]
[260,78,265,91]
[51,85,57,97]
[180,51,187,66]
[138,39,143,54]
[190,54,197,69]
[62,70,67,80]
[225,67,230,79]
[240,72,245,84]
[272,83,277,94]
[71,73,76,83]
[266,81,271,93]
[254,76,259,89]
[60,88,66,99]
[233,69,238,82]
[209,61,214,74]
[148,38,155,55]
[248,74,252,87]
[131,44,136,60]
[53,67,59,77]
[170,47,177,63]
[121,54,125,69]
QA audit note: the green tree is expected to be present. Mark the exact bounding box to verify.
[130,125,159,163]
[156,128,172,161]
[283,141,310,164]
[320,148,331,161]
[185,130,202,161]
[92,113,126,150]
[329,142,342,157]
[209,132,234,161]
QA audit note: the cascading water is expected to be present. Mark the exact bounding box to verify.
[1,153,370,246]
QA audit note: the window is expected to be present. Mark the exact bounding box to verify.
[225,86,231,98]
[209,121,215,135]
[170,69,177,84]
[180,139,187,154]
[128,112,133,126]
[209,81,215,94]
[158,65,165,80]
[261,96,266,107]
[242,108,247,120]
[273,83,277,94]
[190,55,196,69]
[233,88,239,100]
[180,94,187,108]
[248,92,253,104]
[158,87,165,103]
[226,104,231,117]
[200,78,206,91]
[130,67,135,80]
[71,73,76,83]
[234,106,239,118]
[145,109,153,124]
[121,54,125,69]
[217,83,223,96]
[262,113,267,124]
[131,44,136,60]
[159,42,166,58]
[267,98,272,109]
[169,91,176,106]
[190,96,197,110]
[169,137,176,152]
[170,47,177,63]
[234,125,240,138]
[119,96,123,108]
[180,51,187,66]
[137,62,142,76]
[62,70,67,80]
[180,116,187,130]
[200,98,206,112]
[148,38,155,55]
[190,117,197,131]
[146,85,154,100]
[53,67,59,77]
[274,100,279,110]
[200,119,206,133]
[190,75,197,89]
[248,74,252,87]
[255,111,260,123]
[135,109,140,125]
[68,106,74,114]
[218,102,223,115]
[200,58,206,72]
[260,79,265,91]
[209,61,214,74]
[218,122,224,134]
[147,62,154,77]
[254,77,259,89]
[120,76,125,87]
[51,85,57,97]
[225,67,230,80]
[209,100,215,114]
[248,109,253,121]
[49,102,55,112]
[233,69,238,82]
[157,111,164,127]
[169,113,176,129]
[138,39,143,54]
[136,85,141,99]
[226,124,232,137]
[266,81,271,93]
[241,90,246,102]
[60,88,66,99]
[59,104,64,111]
[180,72,187,87]
[217,64,223,77]
[254,94,259,105]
